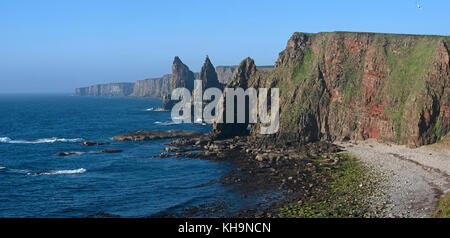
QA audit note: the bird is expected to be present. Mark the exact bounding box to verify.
[416,1,423,10]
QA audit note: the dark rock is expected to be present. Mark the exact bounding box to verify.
[87,212,120,218]
[55,151,92,156]
[101,148,123,153]
[114,130,203,141]
[82,141,111,146]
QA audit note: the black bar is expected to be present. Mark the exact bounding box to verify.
[0,218,448,237]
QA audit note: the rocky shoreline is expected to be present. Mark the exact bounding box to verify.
[147,134,381,218]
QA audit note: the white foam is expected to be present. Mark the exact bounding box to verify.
[29,168,86,176]
[0,167,5,170]
[0,137,11,143]
[145,107,167,112]
[0,137,83,144]
[154,121,180,126]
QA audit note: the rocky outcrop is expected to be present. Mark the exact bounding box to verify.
[162,57,196,109]
[82,141,111,146]
[199,56,221,89]
[214,32,450,147]
[130,74,171,98]
[75,83,135,97]
[114,130,203,141]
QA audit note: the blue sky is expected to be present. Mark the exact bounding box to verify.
[0,0,449,93]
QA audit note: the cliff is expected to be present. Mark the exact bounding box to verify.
[130,74,171,98]
[216,65,274,85]
[216,32,450,147]
[216,66,237,85]
[75,83,135,97]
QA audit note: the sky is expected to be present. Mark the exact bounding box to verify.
[0,0,449,93]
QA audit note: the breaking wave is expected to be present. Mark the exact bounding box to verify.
[154,121,180,126]
[27,168,87,176]
[0,137,83,144]
[145,107,167,112]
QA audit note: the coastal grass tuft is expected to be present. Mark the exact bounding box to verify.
[279,153,378,218]
[431,193,450,218]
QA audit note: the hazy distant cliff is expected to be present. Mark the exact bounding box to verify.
[130,74,171,98]
[75,83,135,97]
[214,32,449,147]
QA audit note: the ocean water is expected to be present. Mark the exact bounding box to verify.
[0,94,239,217]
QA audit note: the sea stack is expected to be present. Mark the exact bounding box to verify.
[199,55,221,90]
[162,56,196,110]
[212,57,257,139]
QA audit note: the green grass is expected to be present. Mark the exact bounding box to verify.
[381,38,438,141]
[431,193,450,218]
[279,154,376,218]
[293,48,315,84]
[435,117,441,141]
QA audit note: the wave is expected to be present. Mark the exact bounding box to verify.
[27,168,86,176]
[153,119,208,126]
[154,121,180,126]
[0,137,83,144]
[0,166,5,170]
[145,107,167,112]
[7,168,30,174]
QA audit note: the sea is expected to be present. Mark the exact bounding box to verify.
[0,94,255,217]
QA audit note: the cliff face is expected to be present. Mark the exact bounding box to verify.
[75,83,135,97]
[130,74,171,98]
[216,65,274,85]
[219,32,450,147]
[216,66,237,85]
